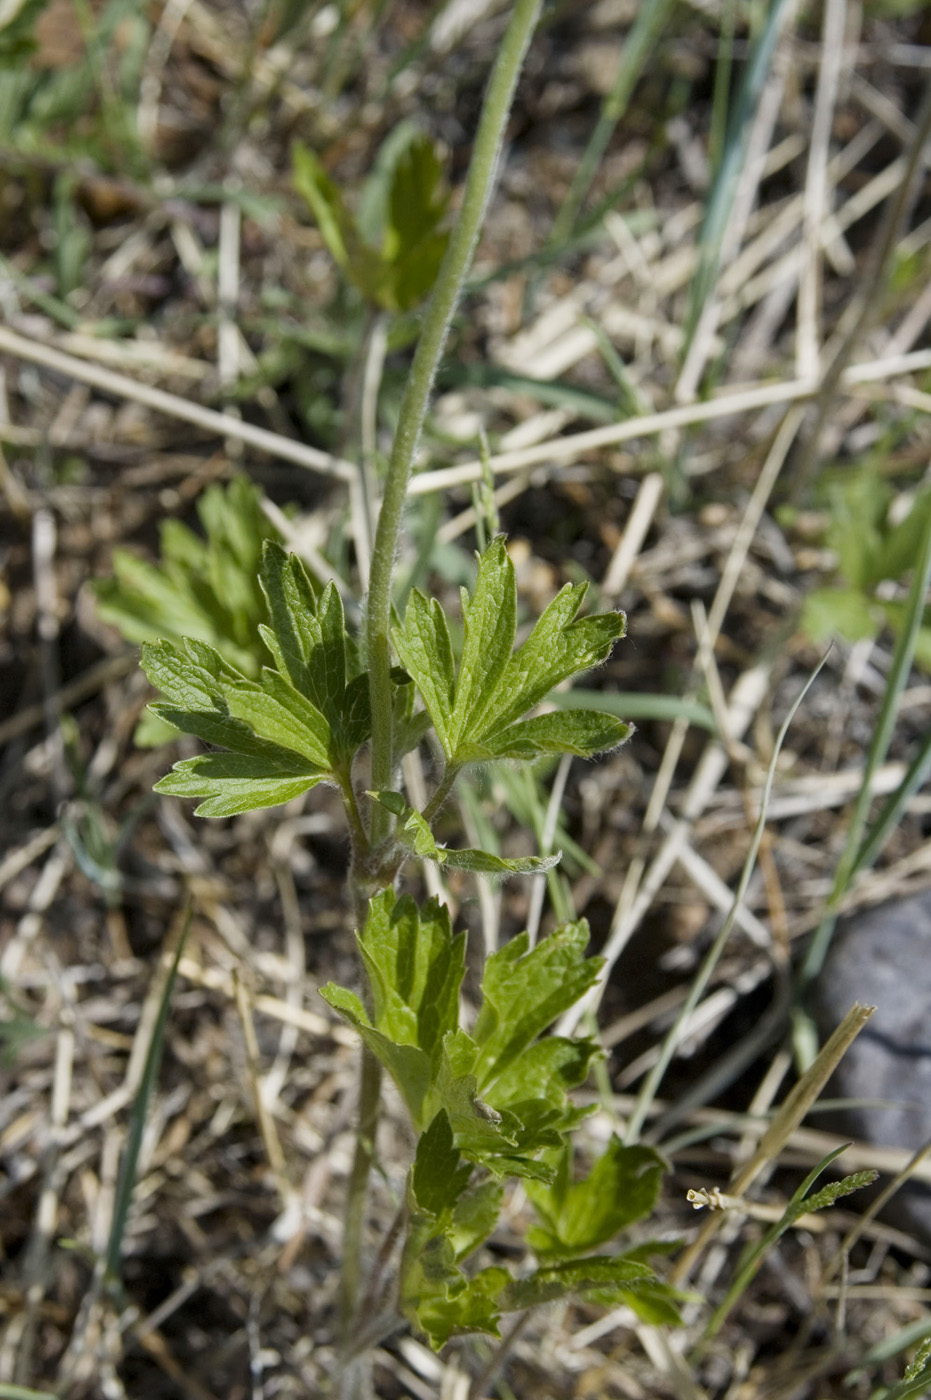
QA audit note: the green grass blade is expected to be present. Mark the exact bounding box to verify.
[623,654,826,1146]
[547,688,717,733]
[799,506,931,993]
[849,1319,931,1383]
[0,1388,60,1399]
[704,1145,850,1339]
[681,0,794,356]
[709,0,737,173]
[104,905,191,1291]
[851,730,931,879]
[547,0,676,247]
[0,1389,59,1400]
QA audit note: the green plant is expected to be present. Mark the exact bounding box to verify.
[152,532,679,1328]
[137,526,688,1359]
[294,129,451,317]
[105,0,697,1374]
[91,475,282,743]
[797,465,931,667]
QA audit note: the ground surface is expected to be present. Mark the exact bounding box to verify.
[2,1,931,1397]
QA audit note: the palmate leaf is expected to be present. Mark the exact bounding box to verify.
[322,898,605,1176]
[143,636,333,817]
[393,535,629,768]
[317,982,434,1123]
[143,542,372,818]
[409,1248,680,1351]
[471,922,603,1092]
[356,890,465,1066]
[154,752,326,818]
[411,1109,473,1218]
[525,1137,666,1258]
[449,536,517,752]
[383,135,451,312]
[92,476,277,682]
[447,1179,504,1261]
[411,1265,510,1351]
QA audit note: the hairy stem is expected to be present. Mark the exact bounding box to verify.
[337,764,370,867]
[365,0,544,847]
[343,0,544,1361]
[421,762,461,826]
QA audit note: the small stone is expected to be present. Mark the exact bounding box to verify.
[810,888,931,1243]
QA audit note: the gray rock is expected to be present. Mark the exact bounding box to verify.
[809,887,931,1244]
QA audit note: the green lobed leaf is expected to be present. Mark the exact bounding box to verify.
[500,1098,594,1153]
[447,536,517,754]
[337,671,374,758]
[488,1035,602,1110]
[223,674,332,767]
[311,582,350,717]
[393,536,627,767]
[470,708,633,762]
[143,641,312,762]
[525,1138,666,1257]
[411,1109,472,1218]
[499,1253,656,1312]
[392,591,456,755]
[142,638,234,715]
[383,134,451,312]
[146,542,372,814]
[142,635,341,816]
[318,981,433,1124]
[471,922,603,1092]
[154,753,326,818]
[439,846,562,876]
[484,579,627,735]
[427,1051,521,1160]
[399,1225,463,1345]
[447,1179,504,1261]
[258,541,321,696]
[96,553,216,648]
[412,1266,509,1351]
[357,890,466,1068]
[92,476,277,680]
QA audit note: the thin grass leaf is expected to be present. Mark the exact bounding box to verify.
[0,1388,60,1400]
[852,731,931,878]
[850,1321,931,1384]
[547,688,716,733]
[625,653,829,1145]
[799,506,931,994]
[704,1144,856,1338]
[104,906,190,1292]
[547,0,676,245]
[681,0,794,355]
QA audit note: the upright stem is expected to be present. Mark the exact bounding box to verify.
[365,0,544,846]
[343,6,544,1376]
[340,1046,383,1341]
